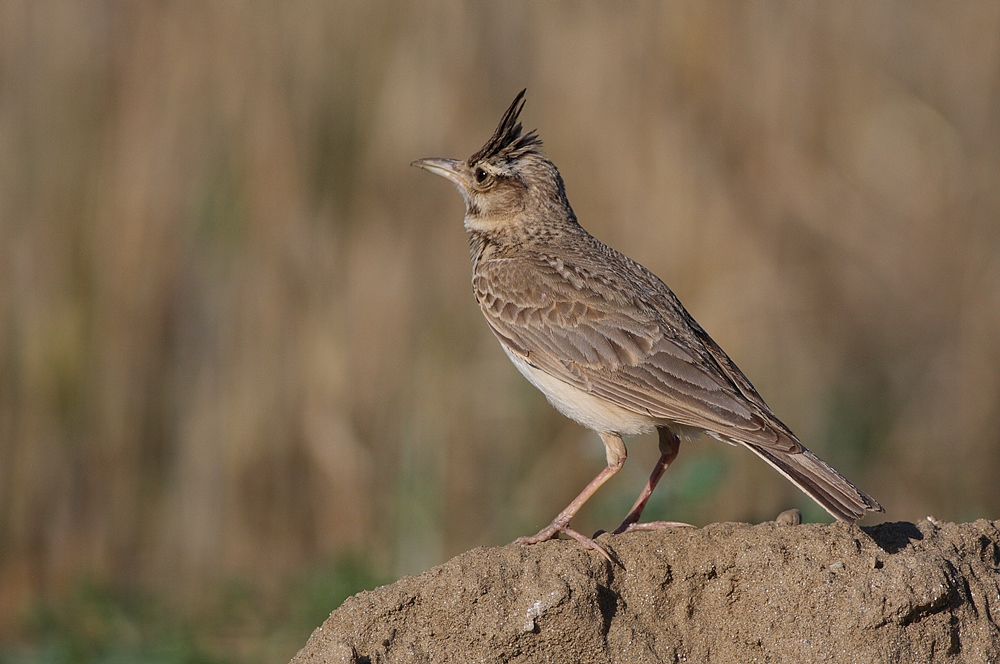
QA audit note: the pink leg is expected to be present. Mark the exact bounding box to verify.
[515,433,627,562]
[611,427,692,535]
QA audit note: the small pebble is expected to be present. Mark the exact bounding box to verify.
[776,509,802,526]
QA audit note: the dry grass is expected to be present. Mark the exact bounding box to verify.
[1,1,999,659]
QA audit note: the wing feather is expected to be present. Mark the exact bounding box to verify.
[473,252,800,454]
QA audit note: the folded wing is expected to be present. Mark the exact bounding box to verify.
[474,253,798,453]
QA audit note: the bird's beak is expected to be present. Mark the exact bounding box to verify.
[411,157,468,187]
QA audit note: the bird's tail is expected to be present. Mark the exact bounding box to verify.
[747,444,884,523]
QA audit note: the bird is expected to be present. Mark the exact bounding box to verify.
[412,90,883,558]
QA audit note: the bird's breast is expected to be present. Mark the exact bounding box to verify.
[500,344,657,436]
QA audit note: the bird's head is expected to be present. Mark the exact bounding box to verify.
[412,90,572,237]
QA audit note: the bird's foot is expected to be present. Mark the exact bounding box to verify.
[596,519,694,537]
[515,519,613,563]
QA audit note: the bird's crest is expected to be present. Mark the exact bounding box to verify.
[468,89,543,164]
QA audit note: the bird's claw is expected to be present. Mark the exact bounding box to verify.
[515,522,614,564]
[609,519,695,535]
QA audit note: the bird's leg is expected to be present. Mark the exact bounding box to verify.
[611,427,693,534]
[515,433,626,561]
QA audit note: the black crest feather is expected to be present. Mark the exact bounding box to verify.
[468,89,543,164]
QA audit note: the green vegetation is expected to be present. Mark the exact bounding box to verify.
[1,557,387,664]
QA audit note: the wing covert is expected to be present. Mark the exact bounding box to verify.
[474,254,800,453]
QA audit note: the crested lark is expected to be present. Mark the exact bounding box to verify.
[413,90,883,557]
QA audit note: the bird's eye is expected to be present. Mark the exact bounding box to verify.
[474,167,488,183]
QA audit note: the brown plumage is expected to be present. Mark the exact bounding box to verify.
[413,90,882,557]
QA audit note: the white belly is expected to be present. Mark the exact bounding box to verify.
[501,346,657,436]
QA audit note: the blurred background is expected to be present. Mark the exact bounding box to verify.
[2,1,999,662]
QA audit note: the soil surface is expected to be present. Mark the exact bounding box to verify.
[291,519,1000,663]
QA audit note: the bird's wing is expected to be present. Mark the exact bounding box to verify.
[474,252,800,453]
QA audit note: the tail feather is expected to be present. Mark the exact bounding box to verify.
[748,444,883,523]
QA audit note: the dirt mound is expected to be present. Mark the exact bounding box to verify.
[291,519,1000,663]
